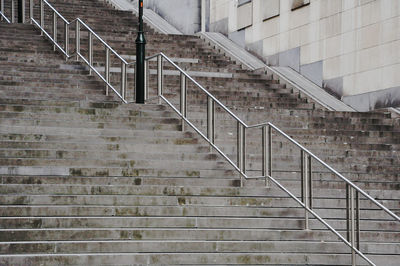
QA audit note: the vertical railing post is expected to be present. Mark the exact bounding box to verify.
[52,11,57,51]
[75,19,80,61]
[88,32,93,75]
[29,0,32,23]
[262,125,272,187]
[347,184,359,266]
[237,122,245,187]
[180,72,187,132]
[346,184,350,240]
[64,22,69,60]
[243,127,246,176]
[355,190,360,251]
[0,0,4,22]
[11,0,15,23]
[22,0,25,23]
[350,186,356,266]
[105,47,110,96]
[207,96,215,147]
[39,0,43,34]
[157,54,163,104]
[144,59,149,101]
[301,150,309,230]
[308,154,313,210]
[121,62,127,101]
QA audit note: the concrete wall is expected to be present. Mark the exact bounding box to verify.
[130,0,204,34]
[209,0,400,111]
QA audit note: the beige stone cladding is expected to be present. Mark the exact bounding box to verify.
[209,0,400,110]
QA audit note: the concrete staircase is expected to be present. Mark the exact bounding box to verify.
[0,0,399,265]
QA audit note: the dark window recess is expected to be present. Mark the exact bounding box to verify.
[238,0,251,7]
[291,0,310,11]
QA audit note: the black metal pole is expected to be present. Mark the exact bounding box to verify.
[135,0,146,104]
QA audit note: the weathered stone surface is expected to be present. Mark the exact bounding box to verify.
[0,0,398,264]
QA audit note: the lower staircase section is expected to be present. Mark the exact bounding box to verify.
[0,175,398,265]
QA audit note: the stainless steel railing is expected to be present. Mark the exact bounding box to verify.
[28,0,129,103]
[3,0,399,264]
[0,0,12,23]
[144,52,400,266]
[0,10,11,23]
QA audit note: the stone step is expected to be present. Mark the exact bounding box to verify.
[0,192,398,210]
[0,107,396,142]
[1,183,398,202]
[0,165,238,178]
[0,252,375,265]
[1,174,399,193]
[0,117,182,131]
[0,175,238,186]
[0,128,198,141]
[0,132,397,158]
[0,147,397,175]
[0,91,115,103]
[0,240,397,255]
[0,157,232,172]
[0,205,396,224]
[0,227,398,242]
[0,141,212,155]
[0,215,396,231]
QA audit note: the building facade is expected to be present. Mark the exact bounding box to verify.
[135,0,400,111]
[209,0,400,111]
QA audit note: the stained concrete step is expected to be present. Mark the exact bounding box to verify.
[1,174,399,195]
[0,129,199,142]
[0,252,368,265]
[1,240,397,255]
[0,193,398,212]
[0,176,239,187]
[0,166,238,178]
[0,215,396,231]
[1,183,398,203]
[0,158,231,173]
[0,135,397,159]
[0,91,115,103]
[0,148,397,175]
[0,118,182,131]
[0,227,398,242]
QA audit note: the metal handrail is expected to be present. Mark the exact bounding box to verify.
[145,52,400,266]
[71,18,128,64]
[0,0,12,23]
[4,0,398,264]
[0,10,10,23]
[28,0,129,103]
[152,52,400,220]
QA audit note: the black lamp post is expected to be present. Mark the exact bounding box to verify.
[135,0,146,104]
